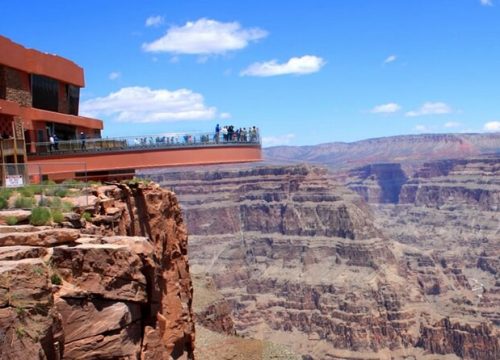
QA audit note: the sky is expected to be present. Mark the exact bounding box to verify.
[1,0,499,146]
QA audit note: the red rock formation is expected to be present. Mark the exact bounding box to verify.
[0,182,195,359]
[147,164,499,360]
[417,318,499,360]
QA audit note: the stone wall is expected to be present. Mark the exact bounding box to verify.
[3,66,31,107]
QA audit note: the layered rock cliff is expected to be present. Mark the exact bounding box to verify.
[264,133,500,170]
[146,165,499,359]
[0,183,195,359]
[398,157,500,210]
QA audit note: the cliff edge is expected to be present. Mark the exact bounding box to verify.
[0,182,195,359]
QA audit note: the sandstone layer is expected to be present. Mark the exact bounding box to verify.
[0,183,194,359]
[147,165,499,359]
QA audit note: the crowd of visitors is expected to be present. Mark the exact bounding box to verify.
[40,124,260,154]
[214,124,259,143]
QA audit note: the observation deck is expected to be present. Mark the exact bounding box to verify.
[26,131,262,181]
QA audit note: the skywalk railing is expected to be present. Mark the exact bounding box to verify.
[27,130,261,156]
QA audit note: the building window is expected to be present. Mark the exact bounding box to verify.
[68,84,80,115]
[31,74,59,112]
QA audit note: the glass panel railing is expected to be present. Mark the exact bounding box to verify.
[27,130,261,156]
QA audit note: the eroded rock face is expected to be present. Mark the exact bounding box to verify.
[399,157,500,210]
[0,183,195,359]
[148,164,499,360]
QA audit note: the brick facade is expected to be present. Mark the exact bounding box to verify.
[4,66,31,107]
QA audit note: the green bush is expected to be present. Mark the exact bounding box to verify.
[62,200,74,212]
[15,327,25,338]
[15,306,26,317]
[32,266,44,276]
[0,196,8,210]
[62,179,83,186]
[43,186,56,196]
[50,274,62,285]
[0,188,13,199]
[54,187,69,197]
[38,197,52,207]
[18,186,35,197]
[45,186,69,197]
[48,197,61,209]
[81,211,92,222]
[5,216,18,226]
[30,207,51,226]
[51,209,64,224]
[14,196,34,209]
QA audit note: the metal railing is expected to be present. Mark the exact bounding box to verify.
[27,130,261,156]
[0,138,26,156]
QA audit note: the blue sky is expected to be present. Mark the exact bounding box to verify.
[1,0,499,146]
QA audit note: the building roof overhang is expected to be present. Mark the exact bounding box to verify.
[22,107,103,130]
[0,35,85,87]
[0,99,21,116]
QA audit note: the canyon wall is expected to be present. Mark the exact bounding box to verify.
[0,183,195,359]
[264,133,500,170]
[148,165,499,359]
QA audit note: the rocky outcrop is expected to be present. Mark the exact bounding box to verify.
[399,157,500,210]
[345,163,408,203]
[146,164,499,359]
[417,318,499,359]
[0,182,195,359]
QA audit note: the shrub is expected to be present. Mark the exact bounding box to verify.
[0,188,13,199]
[81,212,92,222]
[14,196,34,209]
[50,274,62,285]
[51,209,64,224]
[48,197,61,209]
[32,266,44,276]
[62,200,74,212]
[62,179,83,187]
[5,216,18,226]
[54,187,69,197]
[43,186,56,196]
[38,197,52,207]
[15,306,26,317]
[0,196,8,210]
[127,177,151,186]
[30,207,51,226]
[41,180,56,186]
[18,186,35,197]
[15,327,25,338]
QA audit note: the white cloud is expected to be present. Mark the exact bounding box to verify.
[483,121,500,131]
[262,133,296,147]
[384,55,397,64]
[145,15,164,27]
[444,121,461,128]
[80,86,218,123]
[108,71,121,80]
[405,102,453,117]
[142,18,267,54]
[370,102,401,114]
[480,0,493,6]
[220,112,231,119]
[241,55,325,77]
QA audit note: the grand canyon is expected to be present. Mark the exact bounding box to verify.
[0,133,498,359]
[144,133,499,359]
